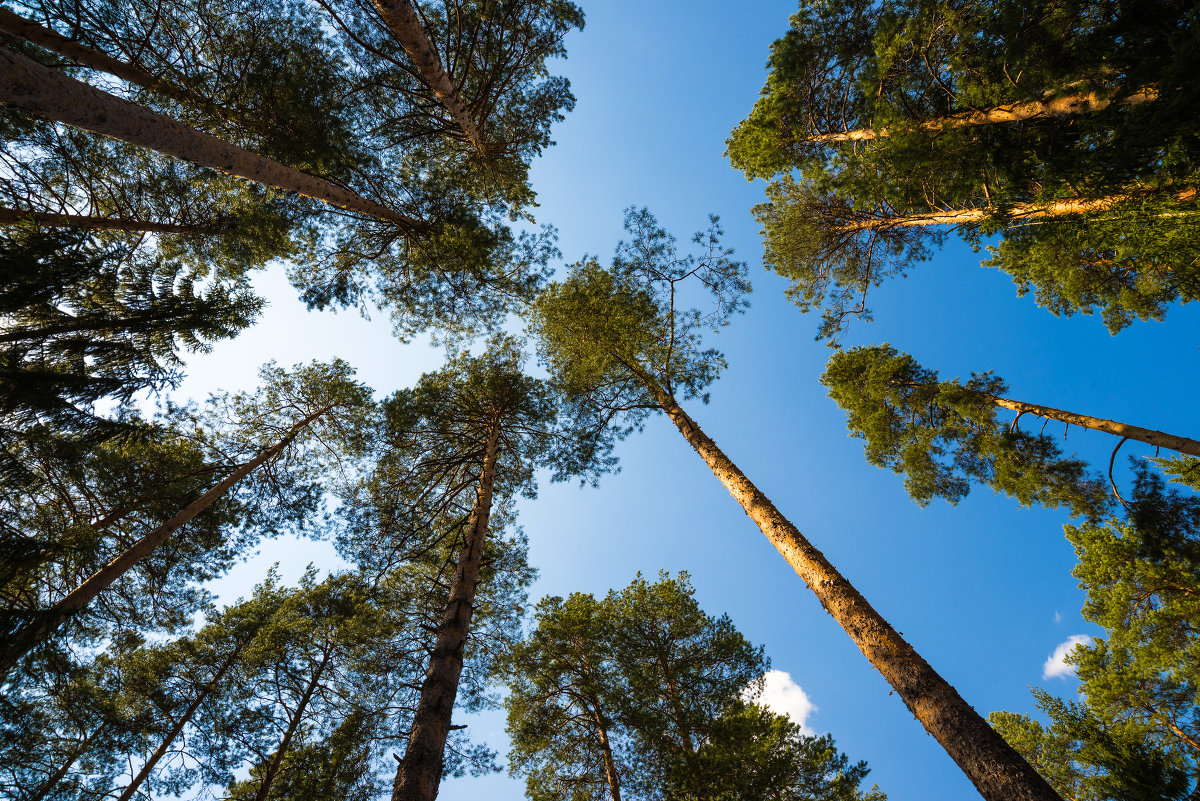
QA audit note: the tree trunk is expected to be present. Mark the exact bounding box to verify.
[392,421,502,801]
[115,644,245,801]
[0,8,164,91]
[985,394,1200,459]
[0,45,425,231]
[836,188,1197,233]
[0,206,203,233]
[590,705,622,801]
[810,87,1158,143]
[0,405,333,676]
[253,651,332,801]
[371,0,487,155]
[635,371,1063,801]
[26,735,93,801]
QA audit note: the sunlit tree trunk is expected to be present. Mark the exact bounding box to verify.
[985,395,1200,458]
[0,206,201,233]
[592,706,622,801]
[836,188,1197,232]
[0,406,332,676]
[810,87,1158,143]
[371,0,486,155]
[392,421,502,801]
[0,46,425,230]
[26,735,93,801]
[633,368,1063,801]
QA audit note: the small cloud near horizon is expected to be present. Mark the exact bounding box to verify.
[1043,635,1092,679]
[746,670,817,734]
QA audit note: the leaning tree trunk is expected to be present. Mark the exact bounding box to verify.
[0,206,203,233]
[114,643,246,801]
[0,46,425,231]
[837,188,1198,233]
[252,651,332,801]
[0,8,167,92]
[26,734,94,801]
[392,421,502,801]
[984,394,1200,458]
[371,0,487,155]
[809,87,1158,143]
[633,370,1063,801]
[0,405,332,676]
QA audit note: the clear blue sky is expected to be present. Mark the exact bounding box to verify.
[179,2,1200,798]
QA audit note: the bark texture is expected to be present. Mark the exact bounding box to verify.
[838,188,1198,232]
[810,87,1158,143]
[0,206,201,233]
[0,405,332,676]
[392,422,502,801]
[639,375,1063,801]
[0,45,425,230]
[115,644,245,801]
[372,0,486,154]
[988,395,1200,458]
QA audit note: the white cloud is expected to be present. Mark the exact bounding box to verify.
[746,670,817,734]
[1053,611,1062,623]
[1043,635,1092,679]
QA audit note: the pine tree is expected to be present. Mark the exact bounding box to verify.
[368,338,610,801]
[501,573,884,801]
[531,208,1062,801]
[0,359,376,676]
[729,0,1200,338]
[822,344,1200,515]
[990,467,1200,799]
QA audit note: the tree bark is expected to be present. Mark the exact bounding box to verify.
[0,45,426,231]
[392,421,502,801]
[371,0,487,155]
[114,643,245,801]
[836,188,1197,233]
[984,394,1200,459]
[0,8,164,91]
[810,87,1158,143]
[590,705,622,801]
[0,405,333,677]
[0,206,204,233]
[634,370,1063,801]
[253,650,332,801]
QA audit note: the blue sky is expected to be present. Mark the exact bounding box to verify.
[178,1,1200,798]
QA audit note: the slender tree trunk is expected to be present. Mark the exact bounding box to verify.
[837,188,1197,233]
[115,644,245,801]
[0,405,332,676]
[0,45,425,231]
[26,735,93,801]
[0,206,203,233]
[985,394,1200,459]
[392,421,502,801]
[371,0,486,155]
[590,705,622,801]
[253,651,332,801]
[810,87,1158,143]
[634,370,1063,801]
